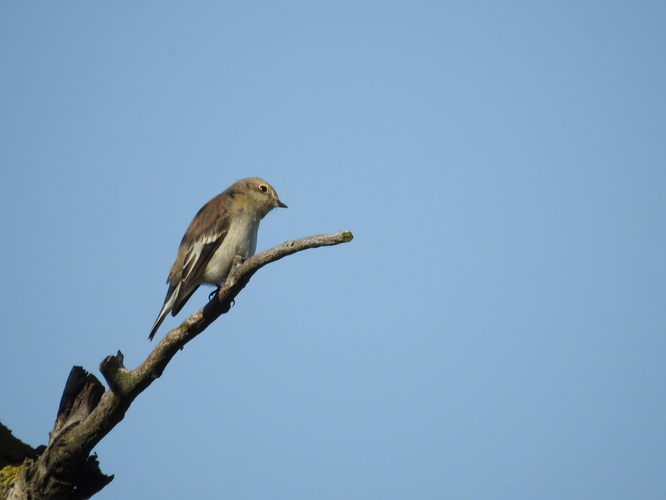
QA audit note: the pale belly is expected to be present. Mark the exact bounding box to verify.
[203,219,259,284]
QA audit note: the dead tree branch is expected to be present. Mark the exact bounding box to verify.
[2,230,353,500]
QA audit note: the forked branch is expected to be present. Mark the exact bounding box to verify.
[4,230,353,500]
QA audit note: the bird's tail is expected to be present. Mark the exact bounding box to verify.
[148,308,168,341]
[148,287,178,341]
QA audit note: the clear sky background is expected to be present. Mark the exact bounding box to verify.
[2,2,665,499]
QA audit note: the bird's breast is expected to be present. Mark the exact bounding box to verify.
[203,215,259,284]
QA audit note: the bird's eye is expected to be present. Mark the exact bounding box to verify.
[259,185,268,193]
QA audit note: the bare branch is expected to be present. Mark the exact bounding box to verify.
[4,230,352,500]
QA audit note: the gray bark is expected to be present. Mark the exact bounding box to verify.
[1,231,353,500]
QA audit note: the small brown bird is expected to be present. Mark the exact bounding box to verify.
[149,177,286,340]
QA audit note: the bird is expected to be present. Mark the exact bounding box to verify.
[148,177,287,340]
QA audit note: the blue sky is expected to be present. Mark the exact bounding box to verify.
[1,2,665,499]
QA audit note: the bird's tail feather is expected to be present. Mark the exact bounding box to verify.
[148,286,178,341]
[148,307,169,341]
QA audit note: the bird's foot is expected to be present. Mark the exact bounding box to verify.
[209,287,221,301]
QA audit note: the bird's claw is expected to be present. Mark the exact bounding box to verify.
[208,288,234,307]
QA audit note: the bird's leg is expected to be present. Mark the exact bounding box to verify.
[209,255,245,303]
[208,287,235,307]
[208,287,221,301]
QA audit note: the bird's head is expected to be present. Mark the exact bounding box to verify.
[236,177,287,218]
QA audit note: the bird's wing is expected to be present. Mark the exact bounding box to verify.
[171,239,221,315]
[171,200,231,315]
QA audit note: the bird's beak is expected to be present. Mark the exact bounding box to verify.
[276,200,288,208]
